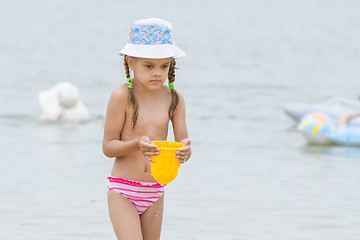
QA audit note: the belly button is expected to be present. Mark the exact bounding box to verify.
[144,165,148,172]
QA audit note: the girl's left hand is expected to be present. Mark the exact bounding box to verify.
[176,138,192,164]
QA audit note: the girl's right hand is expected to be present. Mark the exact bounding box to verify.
[138,136,160,162]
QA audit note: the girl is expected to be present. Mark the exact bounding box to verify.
[102,18,192,240]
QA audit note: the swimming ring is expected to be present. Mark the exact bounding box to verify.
[298,112,360,145]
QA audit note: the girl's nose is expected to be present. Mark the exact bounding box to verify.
[153,69,162,77]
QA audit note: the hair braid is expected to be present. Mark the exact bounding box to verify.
[168,58,179,119]
[124,56,138,128]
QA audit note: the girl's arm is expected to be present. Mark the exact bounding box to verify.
[171,90,192,163]
[102,86,140,158]
[338,110,360,125]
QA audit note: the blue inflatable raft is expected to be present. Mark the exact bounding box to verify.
[298,112,360,146]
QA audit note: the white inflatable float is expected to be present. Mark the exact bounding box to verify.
[298,113,360,146]
[285,97,360,125]
[38,82,91,122]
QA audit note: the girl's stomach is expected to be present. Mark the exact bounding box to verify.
[110,151,156,182]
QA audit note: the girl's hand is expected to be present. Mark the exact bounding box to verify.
[176,138,192,164]
[139,136,159,162]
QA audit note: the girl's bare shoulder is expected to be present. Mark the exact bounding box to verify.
[160,85,184,99]
[110,84,129,100]
[172,88,185,102]
[107,84,129,110]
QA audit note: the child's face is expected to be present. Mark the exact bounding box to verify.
[127,57,172,90]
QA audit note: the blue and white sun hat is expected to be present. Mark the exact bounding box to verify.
[119,18,185,59]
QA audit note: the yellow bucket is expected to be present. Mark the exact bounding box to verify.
[150,141,185,185]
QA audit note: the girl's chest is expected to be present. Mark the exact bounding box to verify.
[137,105,169,129]
[124,95,172,137]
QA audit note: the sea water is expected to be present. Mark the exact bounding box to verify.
[1,0,360,239]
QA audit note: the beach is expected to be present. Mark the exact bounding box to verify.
[1,0,360,239]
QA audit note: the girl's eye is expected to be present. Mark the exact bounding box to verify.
[162,65,169,69]
[145,65,152,68]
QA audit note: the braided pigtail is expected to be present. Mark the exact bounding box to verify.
[168,58,179,119]
[124,56,138,128]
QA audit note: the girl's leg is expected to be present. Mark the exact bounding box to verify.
[140,195,164,240]
[108,190,143,240]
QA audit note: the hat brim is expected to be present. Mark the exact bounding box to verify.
[119,43,186,59]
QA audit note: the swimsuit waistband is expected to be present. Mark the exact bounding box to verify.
[107,176,165,188]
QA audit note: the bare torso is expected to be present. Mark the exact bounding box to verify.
[110,85,172,182]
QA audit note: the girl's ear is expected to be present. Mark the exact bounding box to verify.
[126,56,136,70]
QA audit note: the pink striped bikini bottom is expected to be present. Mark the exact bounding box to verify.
[107,176,165,215]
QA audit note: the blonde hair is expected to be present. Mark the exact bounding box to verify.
[124,56,179,128]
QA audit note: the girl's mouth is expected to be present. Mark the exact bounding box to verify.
[150,80,161,83]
